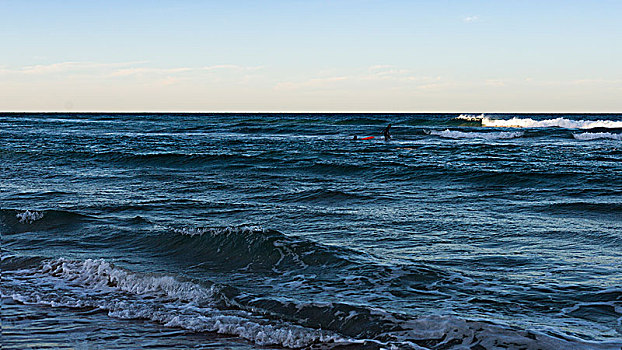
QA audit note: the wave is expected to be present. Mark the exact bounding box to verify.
[573,132,622,141]
[532,201,622,245]
[334,117,388,125]
[5,149,272,168]
[428,129,524,140]
[539,201,622,215]
[151,225,447,310]
[1,257,349,348]
[0,209,89,233]
[482,116,622,129]
[158,226,444,281]
[155,226,353,272]
[108,151,262,167]
[456,113,486,122]
[307,161,370,174]
[453,114,622,129]
[3,256,618,349]
[15,209,44,224]
[272,188,375,203]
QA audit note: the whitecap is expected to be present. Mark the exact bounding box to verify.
[5,258,351,348]
[482,116,622,129]
[16,210,44,224]
[170,225,264,237]
[455,114,485,121]
[430,129,524,140]
[573,132,622,141]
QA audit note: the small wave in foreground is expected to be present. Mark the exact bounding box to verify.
[3,257,616,349]
[2,257,350,348]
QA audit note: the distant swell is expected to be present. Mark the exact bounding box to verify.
[9,150,270,168]
[334,117,388,125]
[534,202,622,222]
[273,188,374,203]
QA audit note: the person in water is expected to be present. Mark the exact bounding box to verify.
[382,124,392,141]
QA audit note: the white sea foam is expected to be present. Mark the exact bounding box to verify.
[573,132,622,141]
[5,258,620,349]
[170,225,264,237]
[41,258,217,303]
[5,258,351,348]
[430,129,524,140]
[481,116,622,129]
[6,257,620,349]
[456,114,485,121]
[16,210,44,224]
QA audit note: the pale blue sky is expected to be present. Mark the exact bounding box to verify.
[1,0,621,111]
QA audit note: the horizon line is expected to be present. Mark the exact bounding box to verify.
[2,110,622,114]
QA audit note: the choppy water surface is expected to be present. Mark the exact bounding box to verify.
[2,113,621,349]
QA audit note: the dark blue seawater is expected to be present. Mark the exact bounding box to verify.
[2,113,621,349]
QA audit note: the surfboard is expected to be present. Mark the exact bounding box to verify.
[360,136,375,140]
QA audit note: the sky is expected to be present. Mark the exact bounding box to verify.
[1,0,621,112]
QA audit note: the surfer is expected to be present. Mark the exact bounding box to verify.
[382,124,392,141]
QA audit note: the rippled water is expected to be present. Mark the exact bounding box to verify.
[2,113,621,349]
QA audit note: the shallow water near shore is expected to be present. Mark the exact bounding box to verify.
[2,113,621,349]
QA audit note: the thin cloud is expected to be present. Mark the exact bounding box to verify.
[275,76,349,90]
[0,62,262,78]
[111,67,193,77]
[368,65,395,71]
[463,15,479,23]
[0,61,146,75]
[362,66,434,82]
[275,65,444,91]
[485,79,506,87]
[110,64,262,77]
[570,78,622,86]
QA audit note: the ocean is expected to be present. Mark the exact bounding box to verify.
[1,113,621,349]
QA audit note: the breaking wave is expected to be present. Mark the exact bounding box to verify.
[573,132,622,141]
[482,117,622,129]
[429,129,524,140]
[1,257,350,348]
[454,114,622,129]
[3,256,617,349]
[455,113,486,121]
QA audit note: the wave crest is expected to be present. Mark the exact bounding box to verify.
[482,117,622,129]
[159,226,349,272]
[429,129,524,140]
[455,113,485,121]
[573,132,622,140]
[15,210,44,224]
[42,258,217,303]
[3,256,617,349]
[3,257,350,348]
[1,209,88,233]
